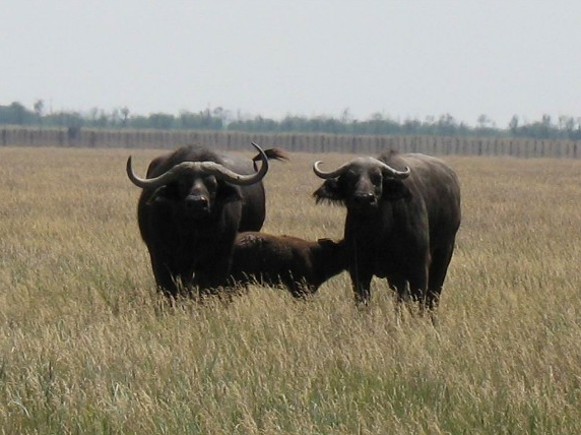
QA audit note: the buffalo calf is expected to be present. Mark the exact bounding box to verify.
[229,232,347,298]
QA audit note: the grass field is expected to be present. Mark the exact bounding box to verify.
[0,146,580,434]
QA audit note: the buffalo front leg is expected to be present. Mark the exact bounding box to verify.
[347,236,374,305]
[151,255,193,299]
[194,249,235,296]
[349,256,374,305]
[350,267,373,305]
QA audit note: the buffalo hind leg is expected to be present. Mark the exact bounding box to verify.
[428,241,456,311]
[405,262,430,315]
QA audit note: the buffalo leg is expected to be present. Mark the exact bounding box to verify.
[388,272,409,303]
[350,271,373,304]
[349,260,373,305]
[387,273,409,322]
[405,259,430,313]
[195,248,235,295]
[195,261,231,296]
[151,256,188,298]
[427,240,456,310]
[349,243,373,305]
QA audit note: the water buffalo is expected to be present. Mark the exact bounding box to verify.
[313,150,461,309]
[127,143,288,298]
[229,232,347,298]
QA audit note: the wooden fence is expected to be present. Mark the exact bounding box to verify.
[0,127,579,158]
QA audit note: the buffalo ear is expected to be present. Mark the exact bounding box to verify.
[313,179,346,205]
[145,156,166,178]
[218,182,243,204]
[382,179,410,201]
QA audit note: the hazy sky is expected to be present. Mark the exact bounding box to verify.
[3,1,581,126]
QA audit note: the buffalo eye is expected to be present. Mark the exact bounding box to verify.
[369,171,382,186]
[159,182,180,200]
[204,176,218,190]
[177,178,192,197]
[340,170,358,187]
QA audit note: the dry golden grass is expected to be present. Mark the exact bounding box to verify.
[0,146,580,434]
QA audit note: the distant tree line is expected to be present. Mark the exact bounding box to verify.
[1,100,580,141]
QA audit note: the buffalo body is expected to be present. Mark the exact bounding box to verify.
[229,232,347,297]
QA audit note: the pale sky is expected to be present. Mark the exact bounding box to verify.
[2,1,581,127]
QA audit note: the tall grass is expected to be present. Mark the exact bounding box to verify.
[0,147,580,433]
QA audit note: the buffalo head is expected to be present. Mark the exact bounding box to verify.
[127,142,269,223]
[312,156,410,213]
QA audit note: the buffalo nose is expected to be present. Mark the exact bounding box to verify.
[353,193,375,206]
[185,195,209,211]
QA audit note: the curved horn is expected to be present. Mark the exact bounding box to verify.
[126,156,207,189]
[375,158,411,179]
[204,142,269,185]
[313,160,351,179]
[313,157,411,180]
[126,142,269,189]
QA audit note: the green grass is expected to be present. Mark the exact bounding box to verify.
[0,147,580,433]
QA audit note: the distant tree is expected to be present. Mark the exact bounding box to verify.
[509,115,519,135]
[539,114,552,139]
[212,106,224,119]
[1,99,579,142]
[88,108,99,125]
[574,119,581,140]
[110,108,121,127]
[179,111,197,129]
[128,115,150,129]
[436,113,457,136]
[120,106,130,127]
[149,113,175,129]
[33,99,44,124]
[96,110,109,128]
[403,118,421,134]
[340,108,353,124]
[10,102,27,125]
[477,114,492,129]
[475,114,496,136]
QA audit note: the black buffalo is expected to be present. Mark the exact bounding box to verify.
[229,232,347,298]
[313,150,461,309]
[127,143,288,297]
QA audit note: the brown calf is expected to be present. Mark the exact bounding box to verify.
[229,232,347,298]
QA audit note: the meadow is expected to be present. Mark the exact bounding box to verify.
[0,146,580,434]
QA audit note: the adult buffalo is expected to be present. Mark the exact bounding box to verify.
[312,151,461,309]
[127,142,288,298]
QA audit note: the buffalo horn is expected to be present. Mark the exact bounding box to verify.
[312,160,351,179]
[376,159,411,179]
[211,142,269,185]
[126,142,269,189]
[313,158,410,180]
